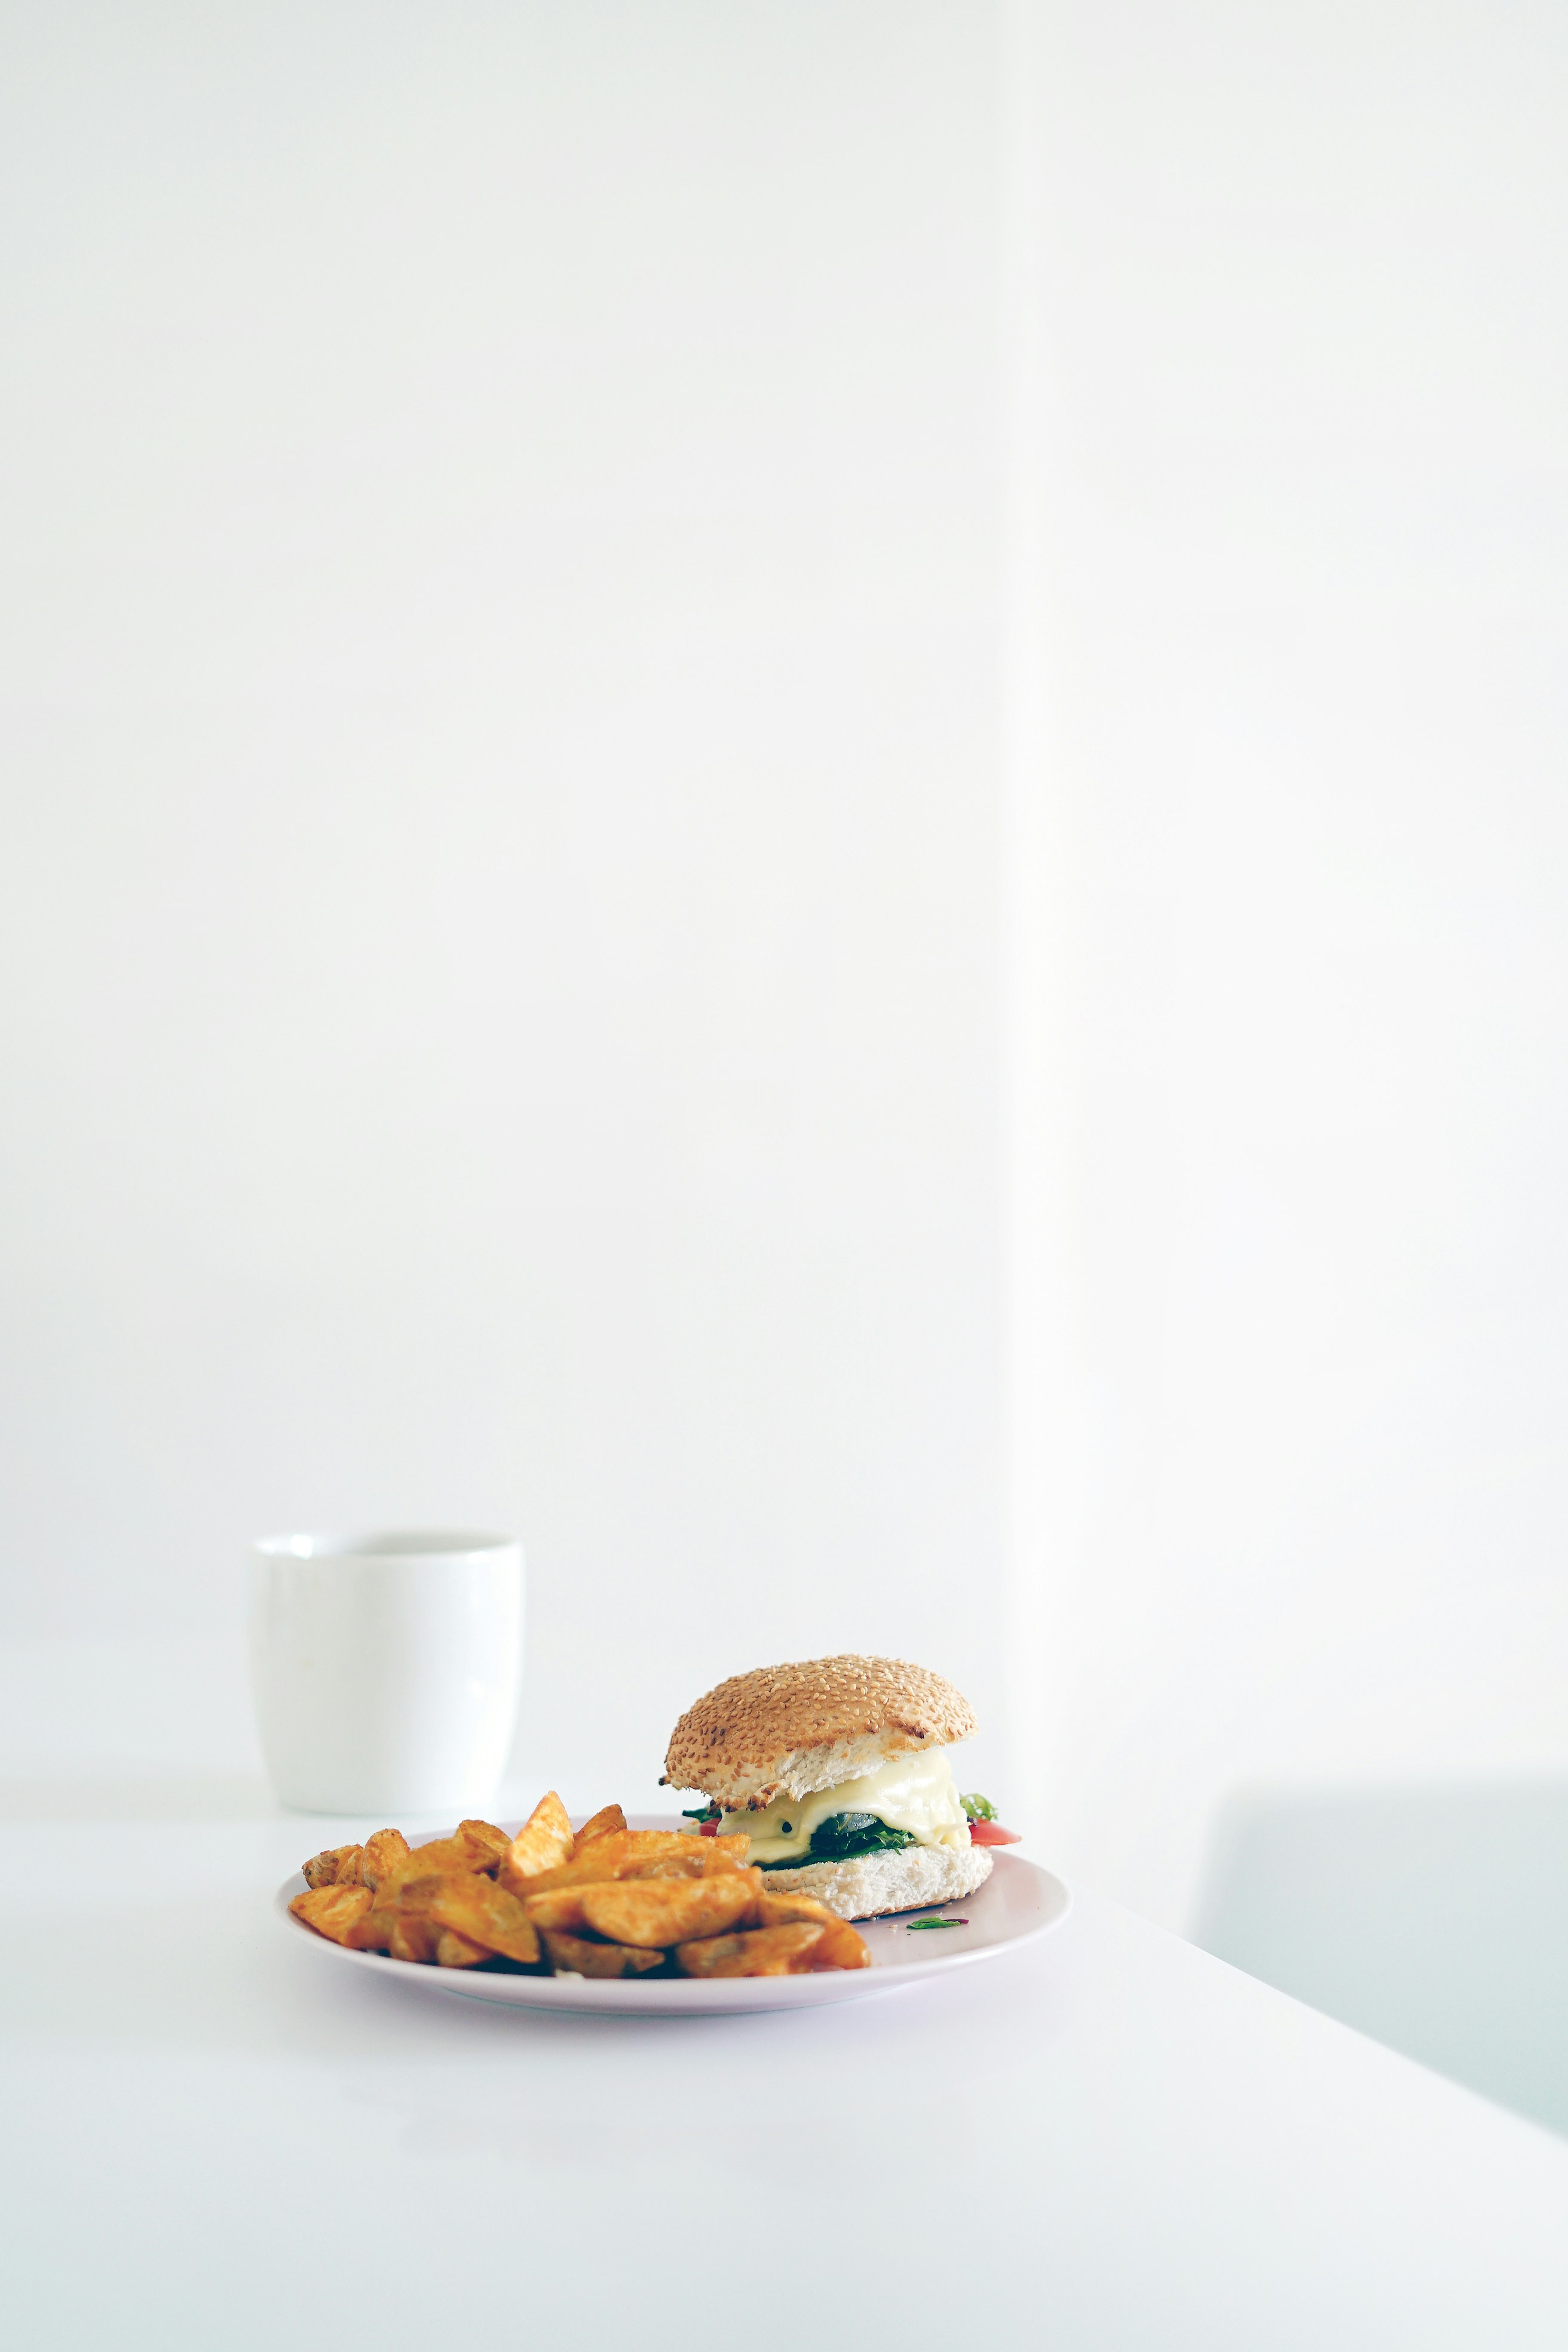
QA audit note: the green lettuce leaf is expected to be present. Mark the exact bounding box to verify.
[758,1811,918,1870]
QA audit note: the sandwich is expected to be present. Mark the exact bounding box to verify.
[661,1653,1012,1919]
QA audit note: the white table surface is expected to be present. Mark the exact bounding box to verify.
[5,1646,1568,2349]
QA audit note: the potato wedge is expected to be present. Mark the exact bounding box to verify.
[702,1839,752,1873]
[579,1870,760,1948]
[398,1872,541,1967]
[520,1888,593,1934]
[633,1845,748,1882]
[388,1913,441,1965]
[754,1889,837,1928]
[376,1835,491,1897]
[499,1790,574,1889]
[290,1884,375,1946]
[456,1819,512,1870]
[436,1928,489,1968]
[301,1845,365,1890]
[518,1852,737,1929]
[344,1904,399,1954]
[754,1891,871,1970]
[302,1846,359,1891]
[573,1802,627,1848]
[756,1889,865,1958]
[506,1829,741,1897]
[502,1848,636,1896]
[361,1827,412,1890]
[541,1930,664,1979]
[675,1924,825,1977]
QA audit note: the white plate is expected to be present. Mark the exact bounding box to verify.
[276,1815,1070,2015]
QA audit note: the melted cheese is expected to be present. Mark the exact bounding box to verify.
[721,1747,968,1865]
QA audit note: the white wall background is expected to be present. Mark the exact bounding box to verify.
[1011,0,1568,1927]
[8,1,1567,1924]
[0,4,1010,1808]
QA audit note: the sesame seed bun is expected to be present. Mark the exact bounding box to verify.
[661,1653,978,1811]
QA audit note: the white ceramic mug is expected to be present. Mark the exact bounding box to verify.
[249,1529,523,1814]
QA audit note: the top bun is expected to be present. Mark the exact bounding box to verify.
[662,1653,977,1811]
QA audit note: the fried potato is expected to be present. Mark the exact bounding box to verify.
[754,1889,836,1928]
[302,1843,363,1889]
[456,1819,512,1870]
[675,1924,825,1977]
[754,1891,871,1970]
[761,1881,832,1919]
[541,1930,664,1979]
[520,1888,593,1934]
[388,1914,441,1965]
[499,1790,574,1889]
[290,1884,375,1946]
[634,1843,749,1882]
[436,1928,489,1968]
[573,1803,627,1848]
[362,1827,412,1890]
[579,1869,760,1948]
[399,1872,541,1967]
[376,1835,490,1897]
[504,1845,641,1895]
[344,1843,500,1956]
[811,1922,870,1970]
[506,1829,740,1897]
[517,1846,739,1928]
[299,1807,822,1980]
[344,1904,399,1954]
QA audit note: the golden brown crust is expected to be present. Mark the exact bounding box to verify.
[662,1654,977,1809]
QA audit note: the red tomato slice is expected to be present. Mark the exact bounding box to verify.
[969,1819,1022,1846]
[698,1818,719,1837]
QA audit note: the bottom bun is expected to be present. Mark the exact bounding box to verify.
[758,1840,994,1920]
